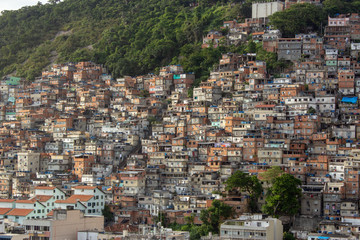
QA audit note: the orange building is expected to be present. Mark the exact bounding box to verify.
[73,155,95,180]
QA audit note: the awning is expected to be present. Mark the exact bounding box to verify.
[341,97,357,104]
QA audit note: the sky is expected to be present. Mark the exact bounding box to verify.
[0,0,46,12]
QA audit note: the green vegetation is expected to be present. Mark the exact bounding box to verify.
[168,200,233,240]
[0,0,247,80]
[269,3,325,37]
[225,170,263,212]
[283,232,296,240]
[323,0,360,17]
[173,44,224,87]
[180,213,213,240]
[262,174,302,218]
[102,204,114,223]
[2,0,358,81]
[199,200,233,235]
[308,107,317,114]
[168,171,301,239]
[259,166,284,183]
[153,212,166,227]
[270,1,360,37]
[255,43,292,74]
[139,90,150,98]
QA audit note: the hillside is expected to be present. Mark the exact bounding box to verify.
[1,0,360,82]
[0,0,249,81]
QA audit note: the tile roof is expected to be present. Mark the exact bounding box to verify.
[55,195,94,204]
[47,208,62,217]
[7,208,34,216]
[15,199,37,204]
[73,186,97,190]
[47,210,54,217]
[0,208,12,215]
[255,104,276,108]
[31,195,52,202]
[35,186,56,190]
[0,199,15,203]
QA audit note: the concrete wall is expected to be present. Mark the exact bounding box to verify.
[252,2,284,19]
[51,210,104,240]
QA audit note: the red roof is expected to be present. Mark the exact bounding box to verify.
[15,199,36,204]
[31,195,52,202]
[7,208,33,216]
[47,208,62,217]
[0,199,15,203]
[35,186,56,190]
[47,210,55,217]
[73,186,97,190]
[252,32,265,35]
[255,104,276,108]
[55,195,93,204]
[0,208,12,215]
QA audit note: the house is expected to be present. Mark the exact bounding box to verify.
[277,38,302,61]
[72,155,95,180]
[202,31,223,48]
[17,152,40,173]
[32,186,67,214]
[220,214,283,240]
[23,209,104,240]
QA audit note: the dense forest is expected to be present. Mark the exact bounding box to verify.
[0,0,249,81]
[0,0,360,81]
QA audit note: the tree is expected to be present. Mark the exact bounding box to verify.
[139,90,150,98]
[269,3,325,37]
[323,0,351,17]
[245,40,256,53]
[225,171,263,212]
[255,43,292,74]
[0,0,234,80]
[147,116,157,124]
[308,107,316,114]
[262,174,302,218]
[48,0,61,4]
[200,200,233,234]
[283,232,296,240]
[185,214,195,225]
[187,87,194,98]
[189,225,212,240]
[259,166,284,183]
[153,211,166,227]
[102,204,114,223]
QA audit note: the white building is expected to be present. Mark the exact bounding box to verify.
[6,199,47,224]
[285,96,316,111]
[332,125,356,139]
[220,214,283,240]
[17,152,40,173]
[316,96,336,113]
[252,1,284,19]
[55,186,105,216]
[31,186,67,214]
[47,155,71,172]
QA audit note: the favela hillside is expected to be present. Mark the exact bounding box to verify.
[1,0,360,240]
